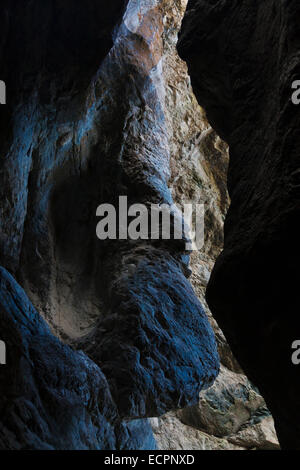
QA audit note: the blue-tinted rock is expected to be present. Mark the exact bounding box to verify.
[178,0,300,449]
[0,0,219,449]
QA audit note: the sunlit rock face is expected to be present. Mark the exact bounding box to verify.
[178,0,300,449]
[0,0,219,449]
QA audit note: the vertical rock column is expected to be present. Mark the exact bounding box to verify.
[74,0,220,419]
[0,0,220,448]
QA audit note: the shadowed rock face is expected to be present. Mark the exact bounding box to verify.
[0,266,156,450]
[0,0,219,448]
[0,0,128,272]
[0,266,116,450]
[178,0,300,449]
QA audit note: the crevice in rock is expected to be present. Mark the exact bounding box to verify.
[150,0,279,450]
[177,0,299,450]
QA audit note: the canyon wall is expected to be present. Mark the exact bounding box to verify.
[0,0,219,449]
[178,0,300,449]
[0,0,285,450]
[151,0,278,450]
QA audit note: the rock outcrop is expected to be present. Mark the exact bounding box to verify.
[0,0,286,451]
[151,0,278,450]
[0,266,156,450]
[178,0,300,449]
[0,0,219,449]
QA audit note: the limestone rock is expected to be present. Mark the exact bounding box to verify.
[178,0,300,448]
[0,0,285,451]
[150,0,279,451]
[227,416,279,451]
[0,265,156,449]
[150,412,243,450]
[179,366,279,450]
[0,0,218,448]
[180,366,266,437]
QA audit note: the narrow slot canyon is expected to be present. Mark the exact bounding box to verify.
[0,0,299,451]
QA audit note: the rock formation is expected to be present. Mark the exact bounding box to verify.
[0,0,286,450]
[178,0,300,449]
[0,0,219,449]
[151,0,278,450]
[0,266,156,449]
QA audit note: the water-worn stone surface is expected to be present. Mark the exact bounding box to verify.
[0,266,156,450]
[178,0,300,449]
[0,0,284,451]
[179,367,278,450]
[150,412,244,450]
[151,0,278,450]
[0,0,219,449]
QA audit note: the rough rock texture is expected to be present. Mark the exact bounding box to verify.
[179,367,278,450]
[0,0,284,451]
[0,0,219,449]
[150,412,244,450]
[178,0,300,449]
[0,266,156,450]
[151,0,279,450]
